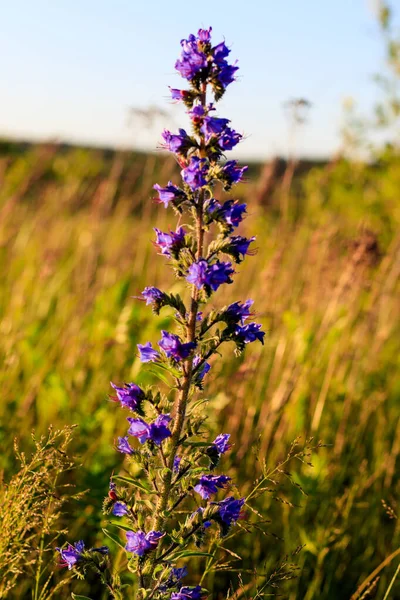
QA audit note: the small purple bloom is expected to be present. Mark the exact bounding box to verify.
[206,261,234,291]
[194,474,231,499]
[126,418,150,444]
[221,160,248,187]
[226,300,254,323]
[125,530,164,556]
[150,414,173,444]
[138,342,160,363]
[127,414,172,445]
[235,323,265,345]
[154,227,186,257]
[226,201,247,227]
[171,585,204,599]
[169,88,191,102]
[161,128,192,155]
[56,540,85,570]
[198,27,212,43]
[175,33,208,80]
[160,566,188,592]
[153,182,186,207]
[142,286,164,306]
[218,127,242,151]
[213,433,231,454]
[212,41,230,65]
[228,235,256,261]
[200,116,230,141]
[172,565,188,580]
[159,330,196,362]
[187,260,234,291]
[110,382,144,410]
[217,62,239,88]
[181,157,208,190]
[214,496,245,526]
[112,502,129,517]
[117,436,134,455]
[186,259,209,288]
[207,199,247,230]
[193,355,211,381]
[189,104,206,124]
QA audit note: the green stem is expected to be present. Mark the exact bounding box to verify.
[146,85,208,588]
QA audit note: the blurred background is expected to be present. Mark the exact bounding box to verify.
[0,1,399,599]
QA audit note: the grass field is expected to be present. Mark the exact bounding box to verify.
[0,141,399,599]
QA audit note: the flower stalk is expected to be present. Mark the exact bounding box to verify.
[57,26,265,600]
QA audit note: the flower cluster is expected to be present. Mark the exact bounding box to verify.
[58,26,264,600]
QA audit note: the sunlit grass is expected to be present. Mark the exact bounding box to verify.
[0,144,399,598]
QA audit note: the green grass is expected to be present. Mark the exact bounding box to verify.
[0,142,399,598]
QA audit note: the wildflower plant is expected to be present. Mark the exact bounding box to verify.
[57,27,266,599]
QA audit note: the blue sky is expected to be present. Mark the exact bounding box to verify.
[0,0,391,159]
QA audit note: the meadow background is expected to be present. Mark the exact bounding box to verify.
[1,3,400,600]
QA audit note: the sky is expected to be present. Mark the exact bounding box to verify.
[0,0,393,160]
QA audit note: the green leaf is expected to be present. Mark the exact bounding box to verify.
[148,367,171,386]
[71,594,94,600]
[113,474,155,494]
[102,528,126,551]
[174,551,214,559]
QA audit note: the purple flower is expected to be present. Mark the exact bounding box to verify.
[173,456,182,473]
[169,88,192,102]
[154,227,186,257]
[160,566,188,592]
[213,433,231,454]
[117,436,134,455]
[112,502,129,517]
[138,342,160,363]
[142,286,164,306]
[110,382,144,411]
[214,496,245,526]
[125,530,164,556]
[218,127,242,151]
[194,474,231,499]
[198,27,212,43]
[159,330,196,361]
[193,355,211,381]
[187,260,234,291]
[175,33,208,80]
[127,414,172,445]
[228,235,256,262]
[171,586,204,599]
[212,41,230,66]
[226,300,254,323]
[221,160,248,187]
[161,128,193,155]
[200,116,230,141]
[186,259,209,288]
[206,261,234,291]
[216,62,239,88]
[181,157,208,190]
[207,199,247,229]
[189,104,207,124]
[235,323,265,344]
[56,540,85,570]
[153,182,186,207]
